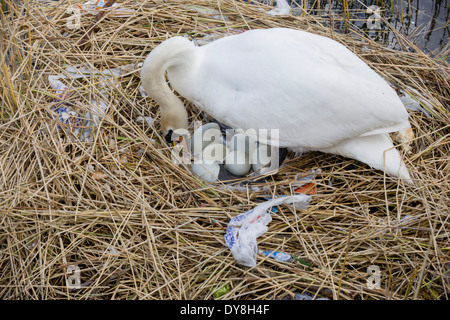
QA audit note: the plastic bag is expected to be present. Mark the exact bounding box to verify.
[48,63,141,141]
[266,0,290,16]
[224,194,311,267]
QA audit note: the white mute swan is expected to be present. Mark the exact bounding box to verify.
[141,28,414,183]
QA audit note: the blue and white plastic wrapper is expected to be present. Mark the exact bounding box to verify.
[48,63,141,141]
[224,194,311,267]
[259,250,292,262]
[49,74,106,141]
[80,0,137,17]
[48,75,81,128]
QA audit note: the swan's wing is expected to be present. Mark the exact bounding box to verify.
[178,29,410,149]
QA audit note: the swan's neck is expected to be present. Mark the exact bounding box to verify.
[144,71,185,122]
[141,37,196,131]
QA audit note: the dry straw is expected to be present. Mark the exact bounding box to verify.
[0,0,448,300]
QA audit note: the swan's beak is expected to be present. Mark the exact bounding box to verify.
[165,130,174,143]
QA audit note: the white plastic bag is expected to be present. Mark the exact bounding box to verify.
[266,0,291,16]
[224,194,311,267]
[48,63,141,141]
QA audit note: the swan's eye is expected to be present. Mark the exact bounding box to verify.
[165,129,174,143]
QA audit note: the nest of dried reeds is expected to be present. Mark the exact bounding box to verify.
[0,0,448,300]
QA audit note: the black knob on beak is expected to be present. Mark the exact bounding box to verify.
[165,130,174,143]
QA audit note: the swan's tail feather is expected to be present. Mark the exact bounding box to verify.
[319,134,413,184]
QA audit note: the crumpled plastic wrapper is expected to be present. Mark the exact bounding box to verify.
[266,0,291,16]
[79,0,137,17]
[224,194,311,267]
[48,62,142,141]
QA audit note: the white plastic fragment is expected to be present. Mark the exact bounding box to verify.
[293,293,329,300]
[195,34,223,46]
[79,98,109,141]
[183,5,229,21]
[398,88,433,118]
[65,62,141,83]
[291,168,321,189]
[138,85,148,97]
[136,116,155,127]
[48,75,82,131]
[366,5,382,30]
[80,0,137,17]
[48,75,70,95]
[106,246,118,256]
[224,194,311,267]
[266,0,291,16]
[259,250,292,262]
[217,183,270,193]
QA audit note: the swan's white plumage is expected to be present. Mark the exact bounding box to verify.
[141,28,413,182]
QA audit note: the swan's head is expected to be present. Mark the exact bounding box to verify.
[160,102,189,142]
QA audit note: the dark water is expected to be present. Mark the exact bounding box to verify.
[266,0,449,60]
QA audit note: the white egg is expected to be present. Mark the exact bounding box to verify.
[190,161,220,183]
[228,133,257,156]
[251,144,273,174]
[247,137,257,156]
[190,122,222,156]
[224,150,251,176]
[201,143,226,164]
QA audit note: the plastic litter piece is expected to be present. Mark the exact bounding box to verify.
[293,182,316,195]
[136,116,155,127]
[292,169,321,194]
[398,88,432,118]
[224,194,311,267]
[293,293,329,300]
[277,290,329,300]
[259,250,292,262]
[183,5,229,21]
[48,76,82,130]
[80,0,137,17]
[48,63,140,141]
[266,0,291,16]
[212,283,231,299]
